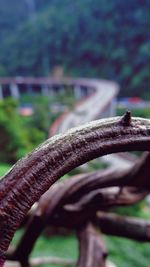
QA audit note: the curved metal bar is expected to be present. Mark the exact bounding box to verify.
[77,222,107,267]
[6,153,149,266]
[0,113,150,261]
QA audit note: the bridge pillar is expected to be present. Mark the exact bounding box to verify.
[74,85,82,100]
[10,83,19,99]
[87,87,92,95]
[27,84,33,95]
[49,86,55,97]
[109,97,117,117]
[42,84,49,96]
[60,85,65,95]
[0,85,3,99]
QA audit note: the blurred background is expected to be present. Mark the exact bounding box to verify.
[0,1,150,266]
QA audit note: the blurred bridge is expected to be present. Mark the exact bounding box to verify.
[49,78,119,134]
[0,76,119,122]
[0,76,135,169]
[0,77,118,119]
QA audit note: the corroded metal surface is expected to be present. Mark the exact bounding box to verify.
[0,113,150,266]
[5,152,150,266]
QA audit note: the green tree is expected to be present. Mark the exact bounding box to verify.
[0,0,149,97]
[0,98,32,163]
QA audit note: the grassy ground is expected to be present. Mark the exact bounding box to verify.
[0,163,11,177]
[31,235,78,267]
[11,229,150,267]
[12,230,78,267]
[105,235,150,267]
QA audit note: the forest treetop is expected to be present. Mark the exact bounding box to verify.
[0,0,149,97]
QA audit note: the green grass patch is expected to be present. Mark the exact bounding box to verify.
[105,235,150,267]
[11,230,78,267]
[31,234,78,267]
[11,229,150,267]
[0,163,11,177]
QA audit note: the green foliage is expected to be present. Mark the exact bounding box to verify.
[88,159,108,171]
[0,97,48,164]
[20,94,52,138]
[0,0,149,97]
[0,91,75,164]
[19,92,75,140]
[0,0,28,39]
[0,163,11,177]
[31,234,78,267]
[12,230,78,267]
[112,200,150,220]
[0,98,32,163]
[105,235,150,267]
[12,228,150,267]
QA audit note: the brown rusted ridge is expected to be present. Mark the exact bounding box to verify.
[0,114,150,264]
[77,223,107,267]
[96,212,150,242]
[5,152,150,267]
[119,111,132,126]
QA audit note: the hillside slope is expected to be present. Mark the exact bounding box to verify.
[0,0,149,97]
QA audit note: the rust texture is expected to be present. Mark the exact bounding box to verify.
[77,223,107,267]
[0,114,150,266]
[5,152,150,266]
[119,110,132,126]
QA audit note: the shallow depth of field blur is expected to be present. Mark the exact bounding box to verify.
[0,1,149,266]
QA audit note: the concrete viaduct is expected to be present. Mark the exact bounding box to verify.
[0,77,118,120]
